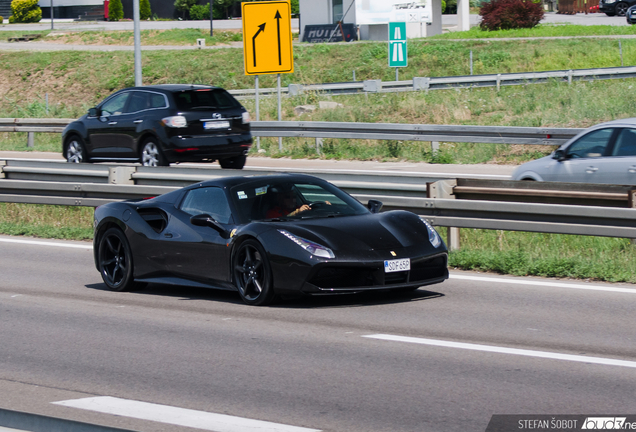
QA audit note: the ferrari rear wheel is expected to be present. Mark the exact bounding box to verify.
[98,228,139,292]
[233,240,276,306]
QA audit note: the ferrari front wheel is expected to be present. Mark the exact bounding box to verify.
[98,228,139,292]
[233,240,276,306]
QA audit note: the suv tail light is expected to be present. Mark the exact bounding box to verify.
[162,116,188,128]
[242,111,251,124]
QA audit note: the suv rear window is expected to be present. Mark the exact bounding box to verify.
[172,89,240,111]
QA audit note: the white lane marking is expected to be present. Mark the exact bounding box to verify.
[52,396,321,432]
[0,237,93,250]
[363,334,636,369]
[449,273,636,294]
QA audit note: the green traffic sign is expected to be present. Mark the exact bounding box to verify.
[389,22,407,68]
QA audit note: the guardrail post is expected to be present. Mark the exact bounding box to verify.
[0,160,5,179]
[568,70,573,85]
[108,167,136,185]
[413,77,430,92]
[630,189,636,246]
[431,141,440,153]
[496,74,501,92]
[427,179,460,251]
[27,132,34,148]
[315,138,323,155]
[288,84,303,96]
[363,80,382,93]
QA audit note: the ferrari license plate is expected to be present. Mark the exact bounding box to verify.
[384,258,410,273]
[204,121,230,130]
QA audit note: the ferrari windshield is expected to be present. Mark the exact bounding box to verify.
[230,180,369,223]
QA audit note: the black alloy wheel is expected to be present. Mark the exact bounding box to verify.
[616,2,629,15]
[141,139,168,167]
[66,136,87,163]
[98,228,139,292]
[233,240,276,306]
[219,155,246,169]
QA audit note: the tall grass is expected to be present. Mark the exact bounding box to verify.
[444,229,636,283]
[0,203,93,240]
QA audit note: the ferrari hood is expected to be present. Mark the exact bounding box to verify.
[277,211,430,252]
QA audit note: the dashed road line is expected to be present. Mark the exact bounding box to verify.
[364,334,636,369]
[53,396,321,432]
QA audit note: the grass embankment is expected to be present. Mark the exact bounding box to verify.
[3,34,636,162]
[2,25,636,283]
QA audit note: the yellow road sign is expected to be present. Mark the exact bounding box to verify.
[242,0,294,76]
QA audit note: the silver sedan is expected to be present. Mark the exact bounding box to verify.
[511,118,636,184]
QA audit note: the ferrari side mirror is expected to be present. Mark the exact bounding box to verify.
[190,214,229,238]
[367,199,383,214]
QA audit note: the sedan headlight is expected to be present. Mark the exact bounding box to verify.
[420,218,442,248]
[278,230,335,259]
[605,0,617,4]
[162,116,188,128]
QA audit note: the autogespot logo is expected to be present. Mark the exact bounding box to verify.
[582,418,628,430]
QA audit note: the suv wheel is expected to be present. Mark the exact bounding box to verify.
[616,2,629,15]
[140,140,168,167]
[66,136,87,163]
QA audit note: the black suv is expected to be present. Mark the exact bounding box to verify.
[599,0,636,16]
[62,84,252,168]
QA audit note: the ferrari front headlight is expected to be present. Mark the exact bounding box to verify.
[420,218,442,248]
[278,230,335,259]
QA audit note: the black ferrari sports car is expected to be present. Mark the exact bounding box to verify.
[93,174,448,305]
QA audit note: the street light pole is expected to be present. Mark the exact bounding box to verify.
[133,0,142,86]
[210,0,213,36]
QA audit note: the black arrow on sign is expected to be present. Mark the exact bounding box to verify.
[252,23,266,68]
[274,10,282,65]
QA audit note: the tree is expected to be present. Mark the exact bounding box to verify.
[174,0,197,19]
[189,3,210,20]
[108,0,124,21]
[10,0,42,23]
[140,0,152,20]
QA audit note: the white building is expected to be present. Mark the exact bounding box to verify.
[299,0,470,42]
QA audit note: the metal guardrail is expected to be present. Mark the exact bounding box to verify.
[251,121,581,145]
[0,119,583,147]
[1,161,635,241]
[227,66,636,98]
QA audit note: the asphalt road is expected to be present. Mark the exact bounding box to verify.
[1,235,636,432]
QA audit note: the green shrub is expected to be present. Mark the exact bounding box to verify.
[174,0,197,19]
[108,0,123,21]
[189,3,209,20]
[10,0,41,23]
[480,0,544,30]
[0,16,3,23]
[140,0,152,20]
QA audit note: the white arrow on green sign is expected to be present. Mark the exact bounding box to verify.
[388,22,407,68]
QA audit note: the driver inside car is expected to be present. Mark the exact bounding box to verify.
[266,189,311,218]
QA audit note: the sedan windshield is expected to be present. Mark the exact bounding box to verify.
[230,180,369,223]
